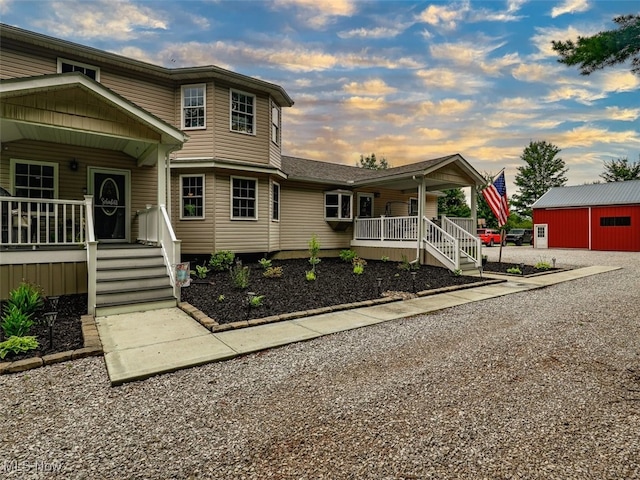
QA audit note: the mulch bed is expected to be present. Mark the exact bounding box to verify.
[483,261,560,276]
[180,257,480,325]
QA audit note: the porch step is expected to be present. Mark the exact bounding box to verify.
[95,245,176,315]
[459,256,478,271]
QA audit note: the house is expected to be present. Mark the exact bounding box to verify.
[0,24,486,315]
[532,180,640,251]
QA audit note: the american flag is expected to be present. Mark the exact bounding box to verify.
[482,171,510,227]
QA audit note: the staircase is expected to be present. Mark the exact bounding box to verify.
[95,245,177,316]
[422,217,481,272]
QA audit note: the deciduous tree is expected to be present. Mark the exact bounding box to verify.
[512,141,568,218]
[358,153,389,170]
[438,188,471,218]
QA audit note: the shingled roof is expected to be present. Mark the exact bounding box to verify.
[533,180,640,208]
[281,154,462,186]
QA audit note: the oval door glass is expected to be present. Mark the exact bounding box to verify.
[93,171,126,240]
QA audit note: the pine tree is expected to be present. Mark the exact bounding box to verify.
[512,141,568,218]
[358,153,389,170]
[438,188,471,218]
[600,156,640,182]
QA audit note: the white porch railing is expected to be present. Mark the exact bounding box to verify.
[136,204,160,244]
[443,216,475,235]
[1,196,86,246]
[85,195,97,316]
[354,216,418,241]
[423,216,459,270]
[442,215,481,267]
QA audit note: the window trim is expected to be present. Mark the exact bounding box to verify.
[57,58,100,81]
[181,84,207,130]
[271,102,280,145]
[10,158,59,199]
[324,190,353,221]
[230,89,256,135]
[409,197,418,216]
[179,174,205,220]
[272,181,280,222]
[230,176,258,220]
[357,192,374,218]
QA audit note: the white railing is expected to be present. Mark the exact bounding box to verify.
[442,216,481,266]
[443,216,475,235]
[158,205,181,300]
[423,216,459,270]
[84,195,98,316]
[354,216,418,241]
[136,204,159,244]
[1,196,86,246]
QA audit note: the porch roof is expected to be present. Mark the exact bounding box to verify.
[0,72,188,164]
[282,154,486,190]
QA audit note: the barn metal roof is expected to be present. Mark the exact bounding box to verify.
[532,180,640,208]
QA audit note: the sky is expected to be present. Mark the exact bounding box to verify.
[1,0,638,198]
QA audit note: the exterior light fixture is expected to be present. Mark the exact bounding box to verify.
[69,159,79,171]
[43,311,58,348]
[410,271,417,293]
[376,277,382,296]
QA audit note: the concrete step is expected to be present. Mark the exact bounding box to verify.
[96,285,175,305]
[95,298,177,317]
[97,276,171,293]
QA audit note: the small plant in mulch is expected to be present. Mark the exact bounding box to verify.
[258,257,272,269]
[507,267,522,275]
[353,264,364,275]
[249,295,265,308]
[535,260,552,271]
[339,249,357,263]
[263,266,283,278]
[230,262,250,289]
[305,270,317,281]
[191,264,210,280]
[0,335,39,359]
[307,234,321,280]
[209,250,235,272]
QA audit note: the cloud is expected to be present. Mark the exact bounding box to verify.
[531,25,595,59]
[32,0,168,40]
[512,62,554,82]
[429,40,520,76]
[272,0,357,29]
[0,0,12,15]
[417,2,469,30]
[601,71,640,93]
[551,0,590,18]
[544,85,605,104]
[551,125,640,148]
[343,96,388,111]
[338,26,404,39]
[418,98,475,116]
[417,68,490,94]
[605,106,640,122]
[342,79,397,96]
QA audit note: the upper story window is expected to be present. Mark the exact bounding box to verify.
[11,159,58,200]
[325,191,352,220]
[230,90,255,135]
[57,58,100,81]
[182,84,206,130]
[180,174,204,219]
[271,103,280,145]
[231,177,257,220]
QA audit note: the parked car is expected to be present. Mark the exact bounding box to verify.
[505,228,533,246]
[477,228,503,247]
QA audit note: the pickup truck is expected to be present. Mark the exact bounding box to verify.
[477,228,503,247]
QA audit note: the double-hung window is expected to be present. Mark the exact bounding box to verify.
[231,90,255,134]
[11,159,58,212]
[271,103,280,145]
[232,177,257,219]
[181,175,204,219]
[57,58,100,81]
[325,191,352,220]
[182,84,206,129]
[272,182,280,221]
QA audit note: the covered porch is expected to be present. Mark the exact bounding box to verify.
[348,155,485,271]
[0,73,187,311]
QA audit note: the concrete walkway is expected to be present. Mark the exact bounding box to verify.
[96,265,618,385]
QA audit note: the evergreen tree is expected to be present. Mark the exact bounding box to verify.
[552,14,640,76]
[512,141,568,218]
[358,153,389,170]
[600,156,640,182]
[438,188,471,218]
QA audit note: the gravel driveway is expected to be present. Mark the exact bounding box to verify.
[1,247,639,479]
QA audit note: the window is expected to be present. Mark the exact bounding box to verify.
[231,90,255,134]
[600,216,631,227]
[271,104,280,144]
[58,58,99,81]
[232,177,257,219]
[325,191,352,220]
[12,159,58,201]
[180,175,204,219]
[182,84,206,129]
[272,182,280,221]
[357,193,373,218]
[409,198,418,216]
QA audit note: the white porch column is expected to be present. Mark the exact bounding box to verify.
[157,145,170,208]
[416,177,426,261]
[470,185,478,230]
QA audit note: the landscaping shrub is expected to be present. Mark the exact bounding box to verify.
[209,250,235,271]
[353,264,364,275]
[263,266,283,278]
[1,304,35,338]
[339,249,357,263]
[230,263,250,289]
[258,258,272,269]
[5,281,43,321]
[0,336,39,359]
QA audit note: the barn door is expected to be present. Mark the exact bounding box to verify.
[534,224,548,249]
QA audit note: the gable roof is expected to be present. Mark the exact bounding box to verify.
[532,180,640,208]
[281,154,486,189]
[0,23,294,107]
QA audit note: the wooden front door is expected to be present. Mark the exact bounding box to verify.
[89,167,130,242]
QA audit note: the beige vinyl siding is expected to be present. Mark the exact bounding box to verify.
[173,81,215,160]
[213,83,270,165]
[425,194,438,219]
[1,140,158,241]
[0,42,56,78]
[170,169,216,254]
[1,261,88,300]
[279,182,352,251]
[214,173,270,253]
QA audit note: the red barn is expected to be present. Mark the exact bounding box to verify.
[531,180,640,252]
